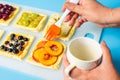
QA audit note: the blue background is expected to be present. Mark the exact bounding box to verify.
[1,0,120,80]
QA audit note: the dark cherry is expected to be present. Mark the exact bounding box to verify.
[0,4,15,20]
[0,4,3,9]
[2,14,9,20]
[11,7,15,11]
[3,4,9,9]
[0,8,6,14]
[0,13,2,19]
[8,6,13,11]
[5,10,11,15]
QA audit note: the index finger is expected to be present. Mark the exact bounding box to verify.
[62,0,70,12]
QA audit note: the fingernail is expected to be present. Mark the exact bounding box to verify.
[76,23,80,28]
[101,40,106,46]
[69,22,73,26]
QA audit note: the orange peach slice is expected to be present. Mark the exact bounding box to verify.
[33,48,58,66]
[39,51,58,66]
[32,48,45,62]
[45,41,63,56]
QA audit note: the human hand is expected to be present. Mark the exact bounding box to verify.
[62,41,120,80]
[62,0,118,28]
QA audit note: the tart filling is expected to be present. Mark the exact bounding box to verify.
[15,11,47,32]
[0,32,34,60]
[0,3,19,25]
[27,40,66,70]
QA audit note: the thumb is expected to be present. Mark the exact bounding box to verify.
[64,2,82,15]
[100,41,112,64]
[62,54,70,68]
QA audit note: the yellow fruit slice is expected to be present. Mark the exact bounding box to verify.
[32,48,45,62]
[39,51,58,66]
[33,47,58,66]
[45,41,63,56]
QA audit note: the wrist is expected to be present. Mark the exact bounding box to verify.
[105,8,120,26]
[104,8,114,24]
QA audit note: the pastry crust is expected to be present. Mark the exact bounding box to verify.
[0,32,34,61]
[14,11,47,32]
[0,4,19,25]
[43,13,76,41]
[0,29,4,39]
[27,39,66,70]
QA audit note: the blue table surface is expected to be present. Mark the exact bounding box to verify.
[0,0,120,80]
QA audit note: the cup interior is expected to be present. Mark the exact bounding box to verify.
[69,37,102,61]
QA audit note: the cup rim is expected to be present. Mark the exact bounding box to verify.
[68,37,102,63]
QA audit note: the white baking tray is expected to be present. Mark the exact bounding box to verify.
[0,1,103,80]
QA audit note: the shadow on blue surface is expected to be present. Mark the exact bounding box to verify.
[101,28,120,74]
[0,66,45,80]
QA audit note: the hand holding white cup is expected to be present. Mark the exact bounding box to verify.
[65,37,102,77]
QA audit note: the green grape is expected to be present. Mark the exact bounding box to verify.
[28,17,33,22]
[35,16,43,22]
[29,13,39,19]
[22,12,29,17]
[28,24,35,28]
[28,23,37,28]
[17,20,23,25]
[23,17,31,22]
[34,20,39,25]
[22,20,30,26]
[20,16,27,21]
[34,19,40,24]
[29,21,38,28]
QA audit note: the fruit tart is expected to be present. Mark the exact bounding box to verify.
[43,13,77,41]
[15,11,47,32]
[27,40,66,70]
[0,32,34,60]
[0,3,19,25]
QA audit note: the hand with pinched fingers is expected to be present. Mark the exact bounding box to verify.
[62,0,120,28]
[62,41,120,80]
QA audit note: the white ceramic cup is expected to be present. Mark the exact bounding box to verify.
[65,37,102,77]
